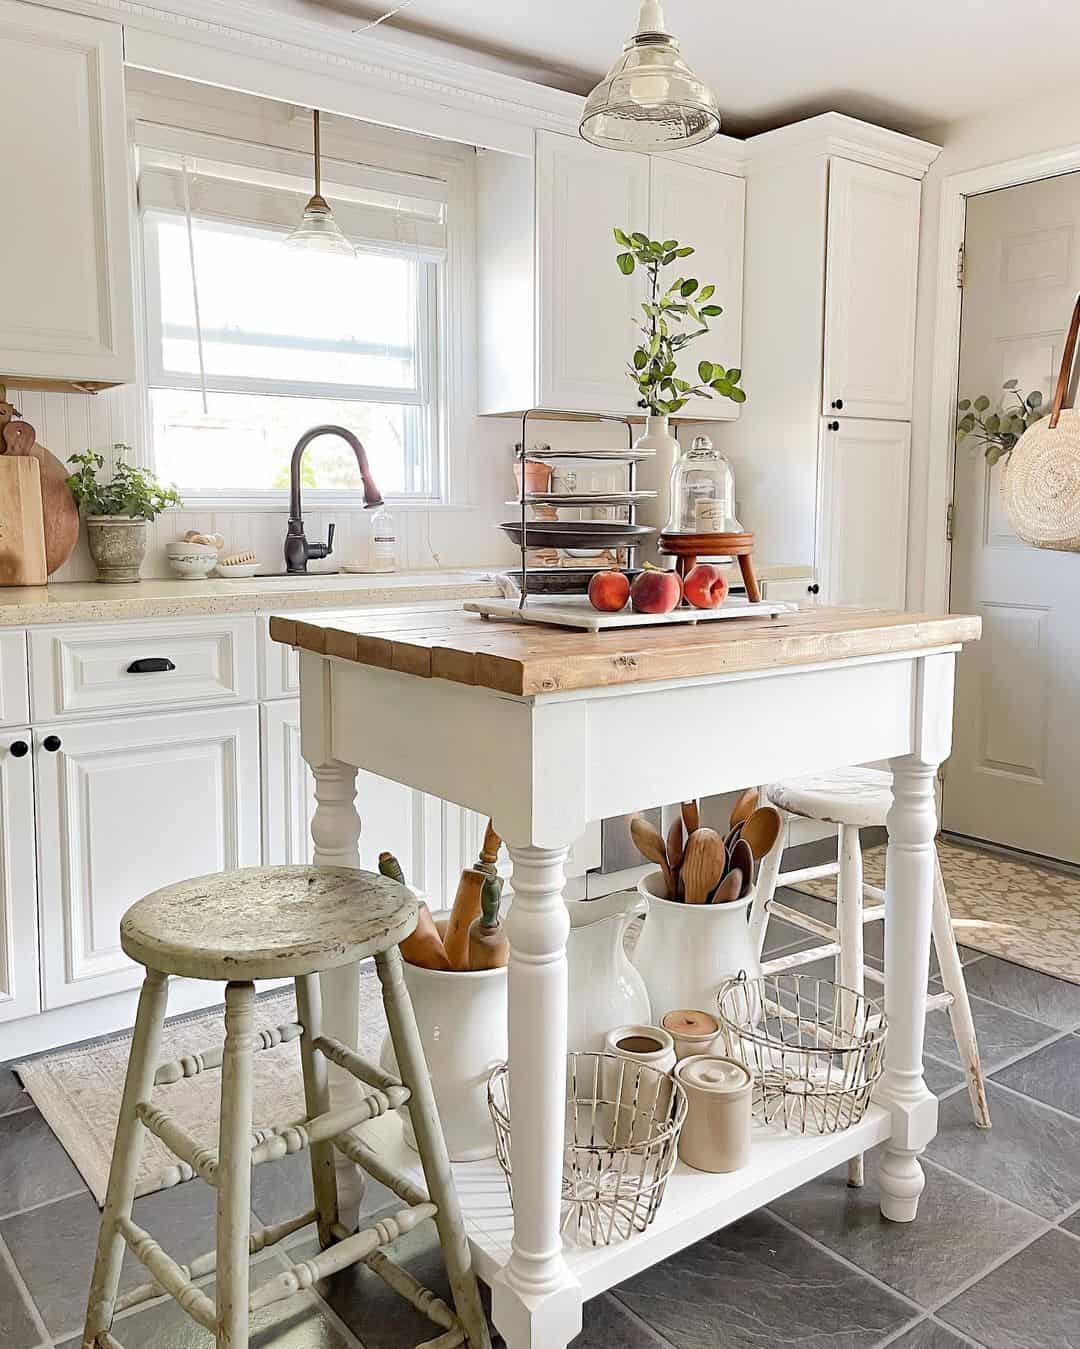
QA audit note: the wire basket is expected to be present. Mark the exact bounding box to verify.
[487,1052,687,1247]
[716,972,887,1134]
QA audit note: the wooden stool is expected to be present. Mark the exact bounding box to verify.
[82,865,491,1349]
[657,530,761,602]
[747,768,990,1186]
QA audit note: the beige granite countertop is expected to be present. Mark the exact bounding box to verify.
[0,569,504,627]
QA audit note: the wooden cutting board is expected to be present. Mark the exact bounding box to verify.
[0,455,47,586]
[0,402,80,575]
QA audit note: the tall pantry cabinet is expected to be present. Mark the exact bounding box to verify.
[721,116,939,607]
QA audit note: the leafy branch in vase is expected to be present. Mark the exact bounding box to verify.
[955,380,1045,465]
[614,228,746,416]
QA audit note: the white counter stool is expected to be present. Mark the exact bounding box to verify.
[748,768,990,1185]
[82,864,491,1349]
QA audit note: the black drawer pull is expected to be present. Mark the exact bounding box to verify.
[9,740,28,758]
[126,657,177,675]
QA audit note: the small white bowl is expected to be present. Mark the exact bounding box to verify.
[166,541,218,579]
[214,561,259,579]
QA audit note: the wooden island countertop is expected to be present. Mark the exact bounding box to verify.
[270,600,980,697]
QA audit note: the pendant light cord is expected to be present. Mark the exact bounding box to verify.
[180,157,209,415]
[312,109,321,198]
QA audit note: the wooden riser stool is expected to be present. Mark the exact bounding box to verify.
[82,865,491,1349]
[748,768,990,1187]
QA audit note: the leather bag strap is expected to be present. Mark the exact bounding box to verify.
[1049,294,1080,428]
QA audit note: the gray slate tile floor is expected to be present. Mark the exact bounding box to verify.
[2,942,1080,1348]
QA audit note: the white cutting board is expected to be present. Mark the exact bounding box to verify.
[464,595,796,632]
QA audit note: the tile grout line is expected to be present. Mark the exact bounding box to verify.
[605,1289,681,1349]
[0,1184,89,1226]
[917,1154,1061,1227]
[0,1101,35,1120]
[0,1230,51,1348]
[269,1244,369,1349]
[983,1070,1080,1125]
[920,1222,1056,1319]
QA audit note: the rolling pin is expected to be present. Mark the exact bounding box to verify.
[378,851,450,971]
[443,867,486,971]
[476,819,501,877]
[467,875,508,970]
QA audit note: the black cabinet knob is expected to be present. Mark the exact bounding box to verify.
[831,398,844,410]
[9,740,28,758]
[828,420,840,431]
[42,735,62,753]
[808,583,820,595]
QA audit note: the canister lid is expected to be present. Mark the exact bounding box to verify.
[661,1009,719,1039]
[675,1055,751,1093]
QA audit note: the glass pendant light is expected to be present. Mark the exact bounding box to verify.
[580,0,720,152]
[285,110,355,255]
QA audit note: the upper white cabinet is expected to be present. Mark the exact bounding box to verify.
[0,0,134,387]
[822,159,921,421]
[477,131,745,417]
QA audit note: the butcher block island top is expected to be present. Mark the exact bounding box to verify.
[269,600,980,697]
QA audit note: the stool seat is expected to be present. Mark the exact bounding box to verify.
[120,865,417,981]
[768,766,893,829]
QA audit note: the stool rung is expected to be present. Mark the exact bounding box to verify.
[153,1021,303,1086]
[762,941,840,974]
[927,990,954,1012]
[777,861,838,887]
[250,1091,410,1167]
[862,904,885,924]
[768,900,838,942]
[365,1248,457,1332]
[136,1103,218,1186]
[314,1034,403,1096]
[249,1202,438,1312]
[864,883,886,904]
[117,1215,216,1331]
[334,1126,431,1208]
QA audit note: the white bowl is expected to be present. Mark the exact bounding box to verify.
[214,561,259,578]
[166,542,218,579]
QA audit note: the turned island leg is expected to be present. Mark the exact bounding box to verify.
[492,842,582,1349]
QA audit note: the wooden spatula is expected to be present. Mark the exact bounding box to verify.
[630,814,675,897]
[681,800,701,835]
[681,827,726,905]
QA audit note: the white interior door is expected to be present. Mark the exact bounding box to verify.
[945,174,1080,862]
[822,159,921,420]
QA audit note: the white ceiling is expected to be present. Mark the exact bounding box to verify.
[268,0,1080,138]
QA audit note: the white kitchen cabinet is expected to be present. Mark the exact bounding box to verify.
[0,731,40,1024]
[822,159,921,421]
[0,0,134,387]
[34,705,261,1008]
[649,159,745,418]
[0,631,29,727]
[816,418,911,609]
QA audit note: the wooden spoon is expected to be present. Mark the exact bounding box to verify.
[630,813,675,896]
[681,827,727,905]
[728,837,755,896]
[723,819,745,851]
[681,800,700,835]
[729,787,760,831]
[741,805,783,860]
[708,869,743,904]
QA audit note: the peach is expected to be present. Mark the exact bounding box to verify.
[630,567,682,614]
[588,569,630,612]
[683,563,729,610]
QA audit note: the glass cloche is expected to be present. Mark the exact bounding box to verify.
[666,435,741,534]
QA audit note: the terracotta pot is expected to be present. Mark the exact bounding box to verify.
[85,516,148,584]
[513,460,553,497]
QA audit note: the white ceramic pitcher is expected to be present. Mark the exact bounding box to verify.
[631,871,762,1023]
[565,892,651,1051]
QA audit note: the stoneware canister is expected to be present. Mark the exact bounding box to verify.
[633,870,762,1021]
[674,1054,753,1173]
[380,914,507,1161]
[602,1023,676,1143]
[662,1009,722,1062]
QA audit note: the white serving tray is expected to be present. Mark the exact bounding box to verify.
[464,594,796,632]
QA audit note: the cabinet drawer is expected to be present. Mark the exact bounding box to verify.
[0,630,29,726]
[30,615,258,721]
[761,577,817,604]
[259,617,300,700]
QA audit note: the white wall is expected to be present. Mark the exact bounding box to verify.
[908,86,1080,609]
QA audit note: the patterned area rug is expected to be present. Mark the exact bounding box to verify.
[796,838,1080,985]
[16,973,388,1205]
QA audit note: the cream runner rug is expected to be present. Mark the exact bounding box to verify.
[16,973,387,1206]
[795,838,1080,986]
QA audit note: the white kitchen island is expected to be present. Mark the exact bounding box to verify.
[271,600,980,1349]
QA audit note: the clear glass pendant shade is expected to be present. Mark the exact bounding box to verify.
[284,110,355,256]
[580,1,720,152]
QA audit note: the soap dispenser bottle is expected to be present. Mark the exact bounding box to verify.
[369,504,398,572]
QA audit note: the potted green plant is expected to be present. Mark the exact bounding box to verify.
[955,380,1045,465]
[613,228,745,462]
[66,447,182,583]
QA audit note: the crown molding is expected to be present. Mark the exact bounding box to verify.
[745,112,940,179]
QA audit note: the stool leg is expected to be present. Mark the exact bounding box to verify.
[295,972,341,1246]
[83,969,170,1348]
[216,981,256,1349]
[749,810,788,959]
[837,825,866,1187]
[931,855,991,1129]
[376,945,492,1349]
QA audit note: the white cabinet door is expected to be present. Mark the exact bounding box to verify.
[0,731,39,1024]
[816,418,910,609]
[822,159,920,421]
[35,706,261,1008]
[649,159,745,420]
[0,0,134,385]
[536,131,650,414]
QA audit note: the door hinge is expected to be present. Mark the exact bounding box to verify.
[956,241,965,289]
[946,502,956,542]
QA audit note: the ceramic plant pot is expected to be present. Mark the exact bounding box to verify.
[381,915,508,1161]
[565,891,651,1051]
[632,870,762,1023]
[85,515,148,584]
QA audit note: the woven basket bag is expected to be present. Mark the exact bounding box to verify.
[1001,295,1080,550]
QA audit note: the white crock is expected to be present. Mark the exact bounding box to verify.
[380,917,507,1162]
[631,870,762,1023]
[565,891,651,1051]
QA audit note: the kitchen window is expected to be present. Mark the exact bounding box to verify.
[137,128,452,501]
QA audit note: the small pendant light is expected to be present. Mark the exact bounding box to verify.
[285,109,355,255]
[580,0,720,152]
